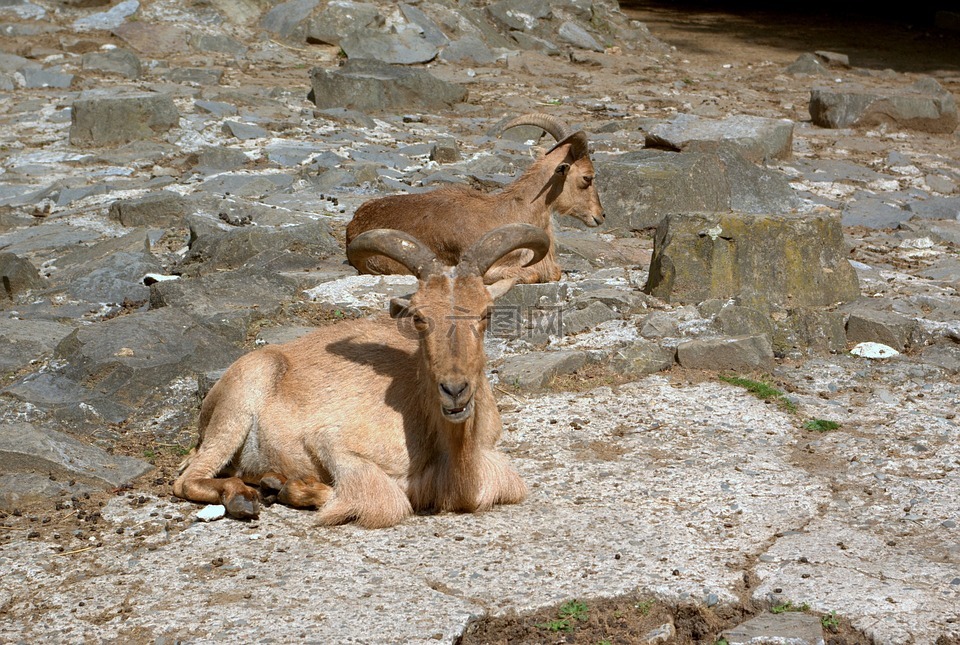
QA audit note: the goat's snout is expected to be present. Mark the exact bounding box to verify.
[440,380,468,399]
[438,379,474,423]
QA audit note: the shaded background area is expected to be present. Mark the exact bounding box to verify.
[620,0,960,74]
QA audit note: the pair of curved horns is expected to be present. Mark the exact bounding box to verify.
[346,223,551,280]
[499,113,588,158]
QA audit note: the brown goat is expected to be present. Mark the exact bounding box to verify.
[173,223,550,528]
[345,113,604,285]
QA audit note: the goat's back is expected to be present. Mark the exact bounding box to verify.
[346,187,512,267]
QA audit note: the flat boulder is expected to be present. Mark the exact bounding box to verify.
[596,147,800,233]
[809,77,958,133]
[308,58,467,113]
[644,210,861,311]
[70,89,180,146]
[645,113,795,163]
[0,421,153,509]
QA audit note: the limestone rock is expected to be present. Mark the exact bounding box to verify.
[809,78,959,133]
[69,90,180,146]
[596,148,799,233]
[645,113,795,163]
[308,59,468,112]
[644,211,861,310]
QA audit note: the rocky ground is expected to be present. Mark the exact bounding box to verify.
[1,0,959,643]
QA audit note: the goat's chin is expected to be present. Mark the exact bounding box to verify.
[441,398,474,424]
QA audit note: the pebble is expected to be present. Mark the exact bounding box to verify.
[196,505,226,522]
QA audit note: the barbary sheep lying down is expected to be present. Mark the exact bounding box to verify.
[345,113,604,285]
[174,223,550,528]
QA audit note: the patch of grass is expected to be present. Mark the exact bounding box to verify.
[718,374,797,413]
[634,598,655,615]
[142,449,157,463]
[804,419,841,432]
[821,610,840,631]
[536,599,589,632]
[771,600,810,614]
[716,639,729,645]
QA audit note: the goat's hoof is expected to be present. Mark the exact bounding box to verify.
[224,494,260,520]
[259,474,285,493]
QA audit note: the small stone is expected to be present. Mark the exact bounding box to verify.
[850,342,900,359]
[943,520,957,529]
[196,504,226,522]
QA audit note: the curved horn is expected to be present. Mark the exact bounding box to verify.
[499,113,573,143]
[347,229,442,279]
[459,223,551,278]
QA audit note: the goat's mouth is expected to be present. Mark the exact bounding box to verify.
[442,398,474,423]
[585,212,605,227]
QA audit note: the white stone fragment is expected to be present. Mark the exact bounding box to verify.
[850,342,899,359]
[196,505,226,522]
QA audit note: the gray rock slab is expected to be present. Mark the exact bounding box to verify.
[645,113,795,163]
[844,305,919,352]
[557,20,604,52]
[0,473,101,511]
[0,420,152,489]
[177,219,339,276]
[0,221,103,256]
[69,90,180,146]
[439,36,498,65]
[222,119,268,140]
[259,0,318,41]
[53,307,245,408]
[72,0,139,31]
[341,28,439,65]
[487,0,551,32]
[723,612,825,645]
[0,318,74,373]
[0,252,44,297]
[198,173,294,197]
[906,195,960,220]
[112,21,191,57]
[108,190,188,227]
[595,148,799,233]
[561,301,619,336]
[44,230,162,305]
[399,3,449,46]
[3,372,134,425]
[19,67,73,89]
[149,269,302,342]
[841,192,912,229]
[307,0,382,46]
[676,334,774,371]
[194,146,250,172]
[309,58,468,113]
[81,48,142,79]
[189,32,248,56]
[496,349,588,390]
[645,211,860,311]
[810,78,959,133]
[772,308,848,356]
[607,340,675,375]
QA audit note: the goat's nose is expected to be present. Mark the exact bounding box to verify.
[440,380,468,399]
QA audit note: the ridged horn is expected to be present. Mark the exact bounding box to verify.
[459,223,551,278]
[347,229,442,279]
[499,113,573,143]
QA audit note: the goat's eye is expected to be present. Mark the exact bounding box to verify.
[581,175,594,187]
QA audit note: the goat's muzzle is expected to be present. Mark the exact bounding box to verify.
[439,380,474,423]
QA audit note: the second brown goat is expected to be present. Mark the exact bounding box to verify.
[345,113,604,285]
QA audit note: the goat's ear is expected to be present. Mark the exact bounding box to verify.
[486,278,517,301]
[554,162,571,176]
[389,297,412,319]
